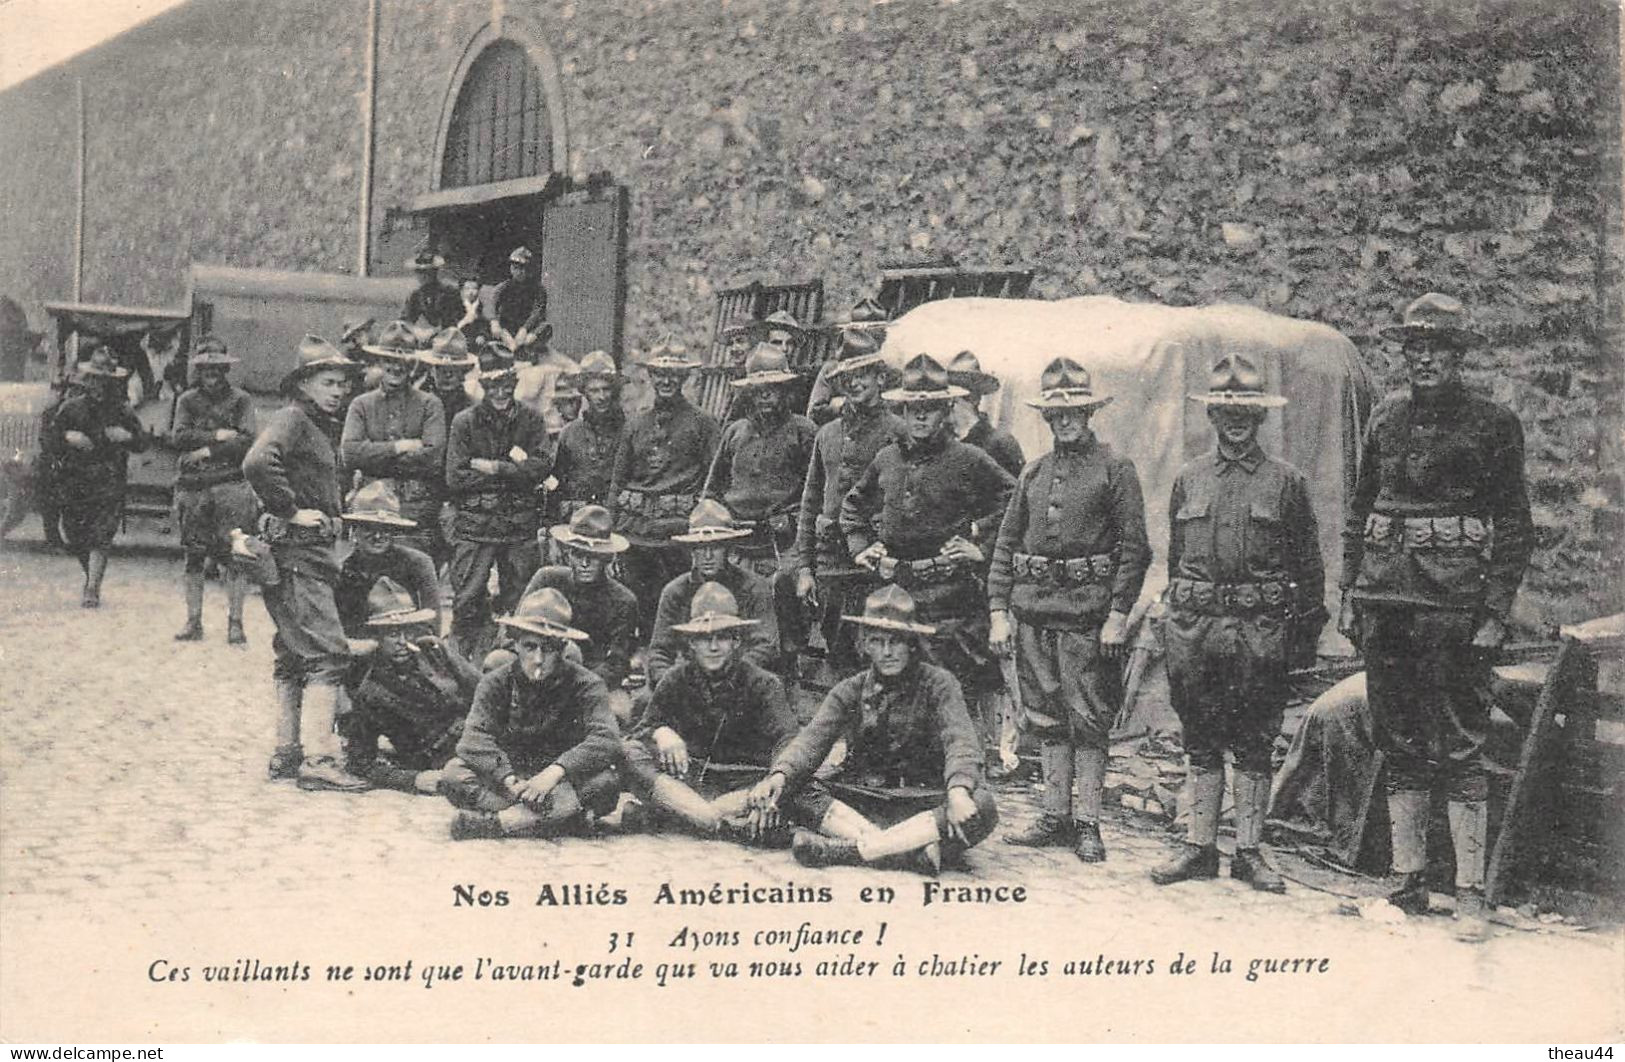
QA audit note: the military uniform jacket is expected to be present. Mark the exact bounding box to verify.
[646,564,780,687]
[551,408,625,508]
[403,281,464,330]
[609,395,720,543]
[243,400,344,520]
[704,409,817,538]
[988,434,1151,630]
[840,429,1015,561]
[962,415,1026,478]
[341,386,447,508]
[1167,445,1325,622]
[772,661,983,795]
[794,401,903,573]
[493,278,547,337]
[456,658,622,785]
[445,400,553,542]
[634,657,798,767]
[43,392,147,502]
[1342,387,1532,618]
[171,385,256,489]
[520,566,639,689]
[336,543,442,636]
[349,639,481,750]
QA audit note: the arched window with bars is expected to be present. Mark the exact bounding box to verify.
[441,40,552,188]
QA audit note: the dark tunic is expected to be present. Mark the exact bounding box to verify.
[704,409,817,556]
[243,401,346,523]
[551,407,625,516]
[345,638,481,789]
[519,565,639,689]
[609,395,720,544]
[445,400,553,543]
[341,386,447,521]
[44,391,146,506]
[493,277,547,337]
[840,429,1014,564]
[794,400,902,575]
[404,281,464,330]
[171,385,256,489]
[962,415,1026,478]
[455,658,622,785]
[627,656,799,785]
[335,542,442,636]
[646,564,780,687]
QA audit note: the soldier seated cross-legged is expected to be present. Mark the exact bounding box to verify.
[747,585,998,876]
[440,588,624,841]
[620,581,800,843]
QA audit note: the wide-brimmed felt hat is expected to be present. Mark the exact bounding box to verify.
[729,344,800,388]
[882,354,967,404]
[1025,357,1114,410]
[496,586,589,641]
[340,318,375,348]
[407,248,445,271]
[475,348,518,382]
[946,350,999,396]
[641,343,701,373]
[549,503,630,555]
[362,320,421,361]
[282,334,361,392]
[363,576,437,629]
[671,498,753,544]
[761,310,805,337]
[670,581,759,635]
[836,296,890,332]
[343,480,418,529]
[76,346,129,380]
[190,335,238,368]
[552,378,583,401]
[419,328,477,368]
[563,349,627,387]
[824,329,888,378]
[1378,291,1484,346]
[1189,352,1288,408]
[508,246,535,266]
[843,584,936,636]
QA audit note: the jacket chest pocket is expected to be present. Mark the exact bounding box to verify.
[1246,497,1284,571]
[1174,492,1212,537]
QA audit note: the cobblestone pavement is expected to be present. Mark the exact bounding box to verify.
[2,533,1621,1040]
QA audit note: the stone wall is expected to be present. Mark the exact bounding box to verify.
[0,0,1618,623]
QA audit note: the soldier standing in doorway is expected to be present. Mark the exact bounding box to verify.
[403,248,464,330]
[493,246,547,338]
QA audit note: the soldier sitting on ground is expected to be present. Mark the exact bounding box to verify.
[621,581,800,842]
[440,588,624,840]
[341,577,480,794]
[748,585,998,875]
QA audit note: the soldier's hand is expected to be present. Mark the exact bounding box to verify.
[652,726,689,777]
[63,430,93,450]
[852,542,887,571]
[180,446,211,467]
[940,536,984,566]
[1099,610,1130,659]
[517,766,563,809]
[748,772,785,813]
[413,769,442,795]
[289,508,327,528]
[988,610,1014,657]
[470,457,500,475]
[748,803,781,838]
[213,428,239,442]
[1471,614,1508,651]
[104,426,133,444]
[945,786,979,845]
[394,438,425,455]
[795,568,817,603]
[1336,598,1360,646]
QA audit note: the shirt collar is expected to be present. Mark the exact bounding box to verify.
[1214,443,1265,474]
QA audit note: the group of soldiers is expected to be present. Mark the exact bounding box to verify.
[44,279,1532,937]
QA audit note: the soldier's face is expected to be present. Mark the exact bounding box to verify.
[650,370,685,400]
[583,378,617,415]
[378,630,415,665]
[379,358,412,392]
[689,631,739,673]
[554,395,583,423]
[767,330,794,352]
[197,366,230,394]
[513,634,565,682]
[691,543,728,579]
[567,548,607,585]
[752,385,786,417]
[1207,405,1265,447]
[485,378,516,412]
[509,262,528,283]
[863,629,913,676]
[300,369,351,415]
[901,401,949,441]
[1045,407,1092,443]
[1403,337,1464,393]
[841,367,881,405]
[432,365,466,391]
[353,525,393,555]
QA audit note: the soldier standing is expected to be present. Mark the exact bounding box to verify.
[1339,294,1532,941]
[989,357,1150,863]
[548,351,627,527]
[242,336,367,790]
[402,249,463,330]
[792,329,901,674]
[946,351,1025,477]
[44,346,147,608]
[840,353,1015,703]
[170,336,257,644]
[609,344,719,636]
[1149,353,1326,893]
[704,344,817,678]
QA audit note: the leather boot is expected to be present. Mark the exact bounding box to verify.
[1231,848,1287,893]
[1006,742,1075,847]
[1230,771,1283,891]
[1073,820,1108,863]
[450,810,505,840]
[1151,843,1220,884]
[1151,765,1223,885]
[225,569,247,645]
[1004,813,1076,848]
[1387,873,1431,915]
[296,682,368,792]
[791,829,864,868]
[82,550,108,608]
[1388,790,1430,914]
[267,743,303,780]
[175,567,206,640]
